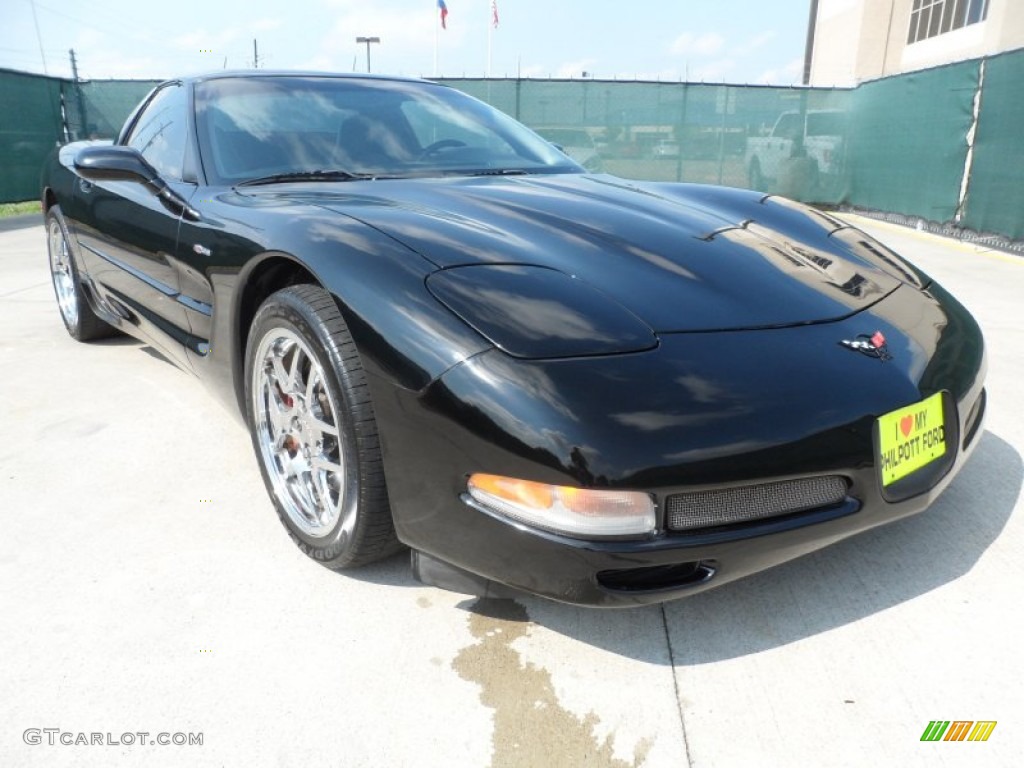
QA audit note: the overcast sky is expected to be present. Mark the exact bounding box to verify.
[2,0,811,84]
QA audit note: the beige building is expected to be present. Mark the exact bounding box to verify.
[807,0,1024,85]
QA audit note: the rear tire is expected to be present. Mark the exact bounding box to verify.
[46,205,116,341]
[244,284,401,569]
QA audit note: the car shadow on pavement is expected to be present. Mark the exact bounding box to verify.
[658,429,1020,663]
[345,549,414,587]
[92,335,183,369]
[457,430,1018,665]
[531,430,1019,662]
[345,431,1019,665]
[92,334,140,347]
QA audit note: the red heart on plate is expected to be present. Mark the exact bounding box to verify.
[900,415,913,437]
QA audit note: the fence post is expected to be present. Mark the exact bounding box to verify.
[675,84,688,183]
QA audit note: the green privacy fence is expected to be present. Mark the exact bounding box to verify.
[0,68,158,204]
[0,69,63,205]
[1,53,1021,244]
[65,79,162,139]
[843,60,978,223]
[449,78,850,202]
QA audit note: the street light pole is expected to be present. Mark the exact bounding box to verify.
[355,36,381,73]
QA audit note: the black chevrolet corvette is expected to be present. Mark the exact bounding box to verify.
[41,72,986,606]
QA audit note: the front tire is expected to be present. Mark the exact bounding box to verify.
[244,284,401,569]
[46,205,116,341]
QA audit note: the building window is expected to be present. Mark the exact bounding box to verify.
[908,0,989,44]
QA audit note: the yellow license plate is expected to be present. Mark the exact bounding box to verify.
[877,393,946,486]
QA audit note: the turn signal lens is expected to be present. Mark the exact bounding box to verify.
[467,473,655,538]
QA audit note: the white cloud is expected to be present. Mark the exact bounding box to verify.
[78,51,175,80]
[755,57,803,85]
[173,27,241,52]
[669,32,725,57]
[689,58,737,83]
[252,18,282,33]
[738,30,777,55]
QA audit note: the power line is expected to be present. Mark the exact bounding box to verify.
[31,0,165,48]
[28,0,48,74]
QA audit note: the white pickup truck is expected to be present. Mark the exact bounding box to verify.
[745,109,846,195]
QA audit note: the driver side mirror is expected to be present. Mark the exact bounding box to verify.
[73,145,199,221]
[74,145,159,183]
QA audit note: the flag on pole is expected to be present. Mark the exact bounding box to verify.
[491,0,499,28]
[438,0,449,30]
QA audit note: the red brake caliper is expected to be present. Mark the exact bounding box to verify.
[277,384,298,454]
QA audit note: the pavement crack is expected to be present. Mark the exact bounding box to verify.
[0,281,49,299]
[661,604,693,768]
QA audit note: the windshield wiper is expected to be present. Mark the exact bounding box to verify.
[459,168,530,177]
[237,169,377,187]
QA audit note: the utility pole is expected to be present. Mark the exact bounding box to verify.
[803,0,820,85]
[68,49,88,139]
[252,39,259,69]
[355,36,380,73]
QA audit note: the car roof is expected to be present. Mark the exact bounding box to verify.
[171,70,432,87]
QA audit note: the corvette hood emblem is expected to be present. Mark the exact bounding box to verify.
[840,330,892,360]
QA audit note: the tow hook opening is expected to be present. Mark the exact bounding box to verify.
[597,561,717,593]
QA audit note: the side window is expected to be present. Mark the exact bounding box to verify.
[125,84,188,180]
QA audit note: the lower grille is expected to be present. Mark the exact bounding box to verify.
[666,476,848,532]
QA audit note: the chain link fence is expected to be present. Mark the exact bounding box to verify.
[1,50,1021,244]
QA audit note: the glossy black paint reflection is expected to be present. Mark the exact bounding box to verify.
[312,175,914,332]
[426,264,657,358]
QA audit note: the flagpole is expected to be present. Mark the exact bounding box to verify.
[433,4,438,78]
[487,8,492,78]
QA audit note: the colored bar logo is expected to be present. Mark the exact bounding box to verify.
[921,720,997,742]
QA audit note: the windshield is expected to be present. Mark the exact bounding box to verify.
[194,76,580,184]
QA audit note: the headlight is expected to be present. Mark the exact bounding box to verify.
[467,473,656,538]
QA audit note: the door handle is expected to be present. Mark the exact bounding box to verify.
[78,178,93,194]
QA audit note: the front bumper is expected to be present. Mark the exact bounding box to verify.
[375,283,986,606]
[406,416,982,606]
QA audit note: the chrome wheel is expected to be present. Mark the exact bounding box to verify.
[246,285,400,568]
[48,216,79,329]
[252,328,349,539]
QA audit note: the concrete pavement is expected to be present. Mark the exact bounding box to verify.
[0,215,1021,767]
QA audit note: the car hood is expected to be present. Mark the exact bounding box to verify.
[294,173,906,332]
